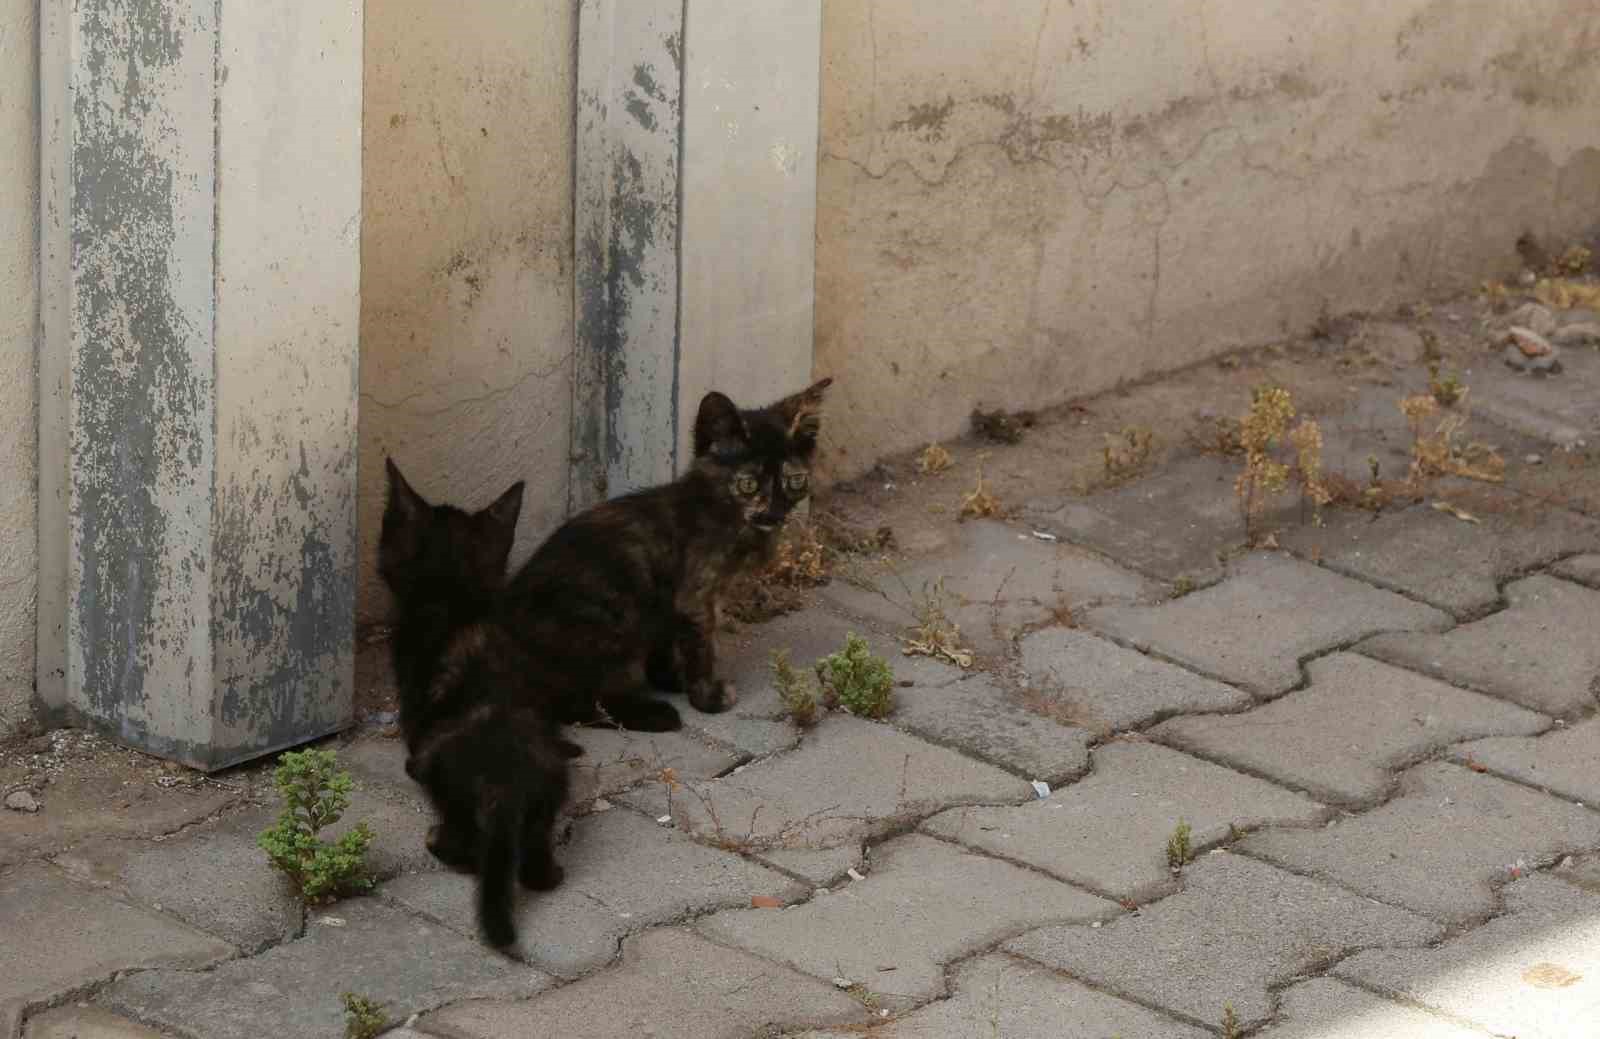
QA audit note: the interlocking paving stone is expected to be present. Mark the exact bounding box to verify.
[1279,495,1598,616]
[22,1007,170,1039]
[1554,552,1600,586]
[1337,874,1600,1039]
[1359,574,1600,716]
[420,927,869,1039]
[1021,454,1295,584]
[1555,851,1600,893]
[697,833,1113,1007]
[0,863,233,1038]
[924,741,1322,901]
[822,519,1158,656]
[1152,653,1548,804]
[1455,716,1600,804]
[382,807,801,976]
[755,844,863,886]
[99,900,544,1039]
[632,714,1032,850]
[890,672,1092,784]
[52,808,302,954]
[1469,342,1600,448]
[788,953,1210,1039]
[566,726,741,805]
[0,775,237,871]
[1255,979,1488,1039]
[1018,627,1249,734]
[1004,852,1441,1030]
[1086,553,1451,697]
[1242,761,1600,925]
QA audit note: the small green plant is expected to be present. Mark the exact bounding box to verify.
[1221,1003,1241,1039]
[1234,386,1295,544]
[258,748,374,904]
[342,992,389,1039]
[900,575,974,669]
[1166,819,1194,870]
[1428,362,1465,407]
[815,633,895,719]
[1171,575,1196,598]
[770,649,820,727]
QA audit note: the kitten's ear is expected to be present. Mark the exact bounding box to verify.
[693,391,748,457]
[385,457,427,521]
[775,376,832,444]
[481,480,525,533]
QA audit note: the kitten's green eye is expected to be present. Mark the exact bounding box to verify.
[783,472,809,493]
[735,475,760,496]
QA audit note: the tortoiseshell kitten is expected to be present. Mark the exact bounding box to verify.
[500,377,832,733]
[379,460,579,950]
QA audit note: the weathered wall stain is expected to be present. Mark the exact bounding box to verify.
[69,0,213,735]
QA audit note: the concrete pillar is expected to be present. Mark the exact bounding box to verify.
[38,0,363,770]
[573,0,821,503]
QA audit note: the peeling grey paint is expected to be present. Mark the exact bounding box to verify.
[572,0,684,510]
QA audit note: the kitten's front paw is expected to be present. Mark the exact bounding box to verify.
[689,679,738,714]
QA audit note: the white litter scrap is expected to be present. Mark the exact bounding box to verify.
[656,814,673,825]
[832,977,854,990]
[1030,780,1051,799]
[1030,530,1058,542]
[847,867,866,882]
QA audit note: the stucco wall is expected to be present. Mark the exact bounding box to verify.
[359,0,577,623]
[1,0,38,738]
[815,0,1600,478]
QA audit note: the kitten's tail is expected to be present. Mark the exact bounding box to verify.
[477,788,524,950]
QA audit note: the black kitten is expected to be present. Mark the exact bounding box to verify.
[379,460,579,950]
[498,378,832,732]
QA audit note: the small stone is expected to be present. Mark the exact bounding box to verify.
[1553,321,1600,347]
[5,790,40,813]
[1509,303,1559,336]
[1503,342,1562,374]
[1507,325,1555,357]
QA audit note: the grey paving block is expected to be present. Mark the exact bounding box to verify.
[890,672,1092,784]
[1087,553,1451,697]
[52,808,302,954]
[335,784,440,881]
[0,864,233,1038]
[788,953,1210,1039]
[1021,454,1290,584]
[0,774,238,871]
[1280,495,1598,616]
[1256,979,1488,1039]
[1555,851,1600,893]
[338,736,422,802]
[1360,574,1600,717]
[925,741,1322,901]
[23,1007,170,1039]
[697,833,1113,1007]
[1470,343,1600,448]
[1153,653,1548,805]
[419,927,869,1039]
[1242,761,1600,925]
[382,807,801,977]
[633,714,1032,851]
[1019,627,1250,734]
[1456,716,1600,804]
[566,726,741,805]
[1337,874,1600,1039]
[756,844,863,886]
[1004,852,1441,1030]
[822,519,1159,657]
[99,901,544,1039]
[1554,552,1600,586]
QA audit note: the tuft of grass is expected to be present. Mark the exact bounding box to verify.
[1428,363,1465,407]
[1557,243,1593,275]
[917,442,953,475]
[257,749,374,905]
[958,458,1002,520]
[1166,819,1194,870]
[1102,426,1155,483]
[1400,393,1504,485]
[342,993,389,1039]
[1234,386,1295,545]
[770,649,820,727]
[899,576,974,669]
[1221,1004,1242,1039]
[815,633,895,720]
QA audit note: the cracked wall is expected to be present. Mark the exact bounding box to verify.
[359,0,577,623]
[0,0,38,738]
[814,0,1600,479]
